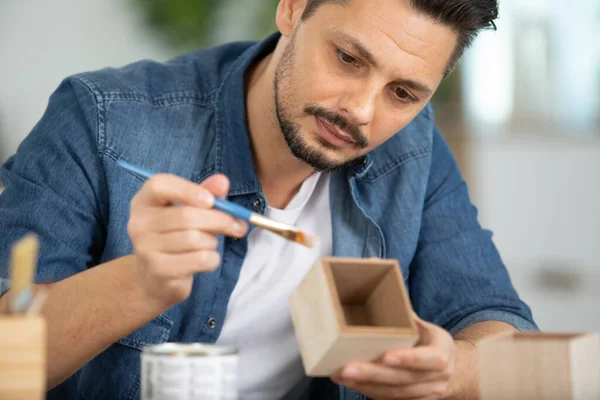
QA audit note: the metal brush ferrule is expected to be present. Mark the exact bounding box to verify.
[248,213,294,234]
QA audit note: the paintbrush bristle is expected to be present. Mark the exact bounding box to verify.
[248,213,321,248]
[294,230,320,248]
[11,234,39,293]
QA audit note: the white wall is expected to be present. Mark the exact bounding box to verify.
[468,136,600,332]
[0,0,173,161]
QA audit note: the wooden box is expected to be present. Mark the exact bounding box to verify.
[289,257,418,376]
[478,331,600,400]
[0,316,46,400]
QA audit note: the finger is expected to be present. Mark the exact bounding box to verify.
[335,380,450,400]
[162,250,222,275]
[382,347,450,372]
[146,230,219,254]
[199,174,230,199]
[146,207,248,237]
[136,174,216,208]
[336,362,451,386]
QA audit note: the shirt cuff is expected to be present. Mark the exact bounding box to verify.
[447,309,539,335]
[0,277,10,298]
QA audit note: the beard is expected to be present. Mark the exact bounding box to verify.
[273,33,368,172]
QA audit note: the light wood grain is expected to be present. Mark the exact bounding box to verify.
[290,258,341,375]
[363,268,413,329]
[478,332,600,400]
[309,330,418,376]
[0,316,46,400]
[290,257,418,376]
[10,235,38,295]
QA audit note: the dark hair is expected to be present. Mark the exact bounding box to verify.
[301,0,498,74]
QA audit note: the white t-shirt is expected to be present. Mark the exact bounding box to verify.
[215,171,332,400]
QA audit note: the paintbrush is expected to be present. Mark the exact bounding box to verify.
[9,234,39,313]
[117,161,320,248]
[26,287,49,316]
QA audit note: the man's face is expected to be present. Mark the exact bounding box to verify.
[274,0,457,171]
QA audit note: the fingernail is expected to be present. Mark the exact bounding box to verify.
[197,191,213,207]
[233,220,246,236]
[342,366,361,380]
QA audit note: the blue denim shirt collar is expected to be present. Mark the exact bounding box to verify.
[207,33,281,196]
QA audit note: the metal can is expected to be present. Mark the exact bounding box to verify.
[141,343,238,400]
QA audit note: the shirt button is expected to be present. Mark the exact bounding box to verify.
[207,317,217,329]
[253,197,264,209]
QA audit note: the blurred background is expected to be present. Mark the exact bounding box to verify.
[0,0,599,332]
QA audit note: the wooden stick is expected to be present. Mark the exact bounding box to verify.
[9,234,39,313]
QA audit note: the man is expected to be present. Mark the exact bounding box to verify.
[0,0,537,398]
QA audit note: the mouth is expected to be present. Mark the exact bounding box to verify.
[315,117,356,148]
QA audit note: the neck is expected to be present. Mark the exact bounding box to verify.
[245,42,315,209]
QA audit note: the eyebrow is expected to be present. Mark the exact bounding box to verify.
[331,30,433,97]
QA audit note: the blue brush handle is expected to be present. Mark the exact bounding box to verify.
[213,198,252,221]
[117,160,154,179]
[117,160,253,221]
[11,287,33,313]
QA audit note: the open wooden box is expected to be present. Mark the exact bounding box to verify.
[0,315,46,400]
[290,257,418,376]
[478,331,600,400]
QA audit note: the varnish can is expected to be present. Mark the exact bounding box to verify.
[141,343,238,400]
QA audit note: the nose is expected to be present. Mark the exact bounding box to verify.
[337,83,377,126]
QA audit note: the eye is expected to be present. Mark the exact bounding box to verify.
[336,49,358,66]
[392,87,415,103]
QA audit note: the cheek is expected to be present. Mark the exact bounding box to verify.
[299,53,349,105]
[368,111,416,145]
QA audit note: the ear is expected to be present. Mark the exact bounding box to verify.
[276,0,308,37]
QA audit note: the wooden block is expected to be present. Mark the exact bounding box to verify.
[478,331,600,400]
[0,316,46,400]
[289,257,418,376]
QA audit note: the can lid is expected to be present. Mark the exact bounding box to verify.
[142,343,238,356]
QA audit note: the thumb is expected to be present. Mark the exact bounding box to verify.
[200,173,230,199]
[412,311,436,346]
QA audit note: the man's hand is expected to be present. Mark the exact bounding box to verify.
[128,173,248,308]
[332,314,455,400]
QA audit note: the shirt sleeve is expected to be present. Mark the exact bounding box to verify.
[0,76,108,296]
[408,126,538,334]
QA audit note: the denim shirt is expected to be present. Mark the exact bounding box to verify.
[0,33,537,400]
